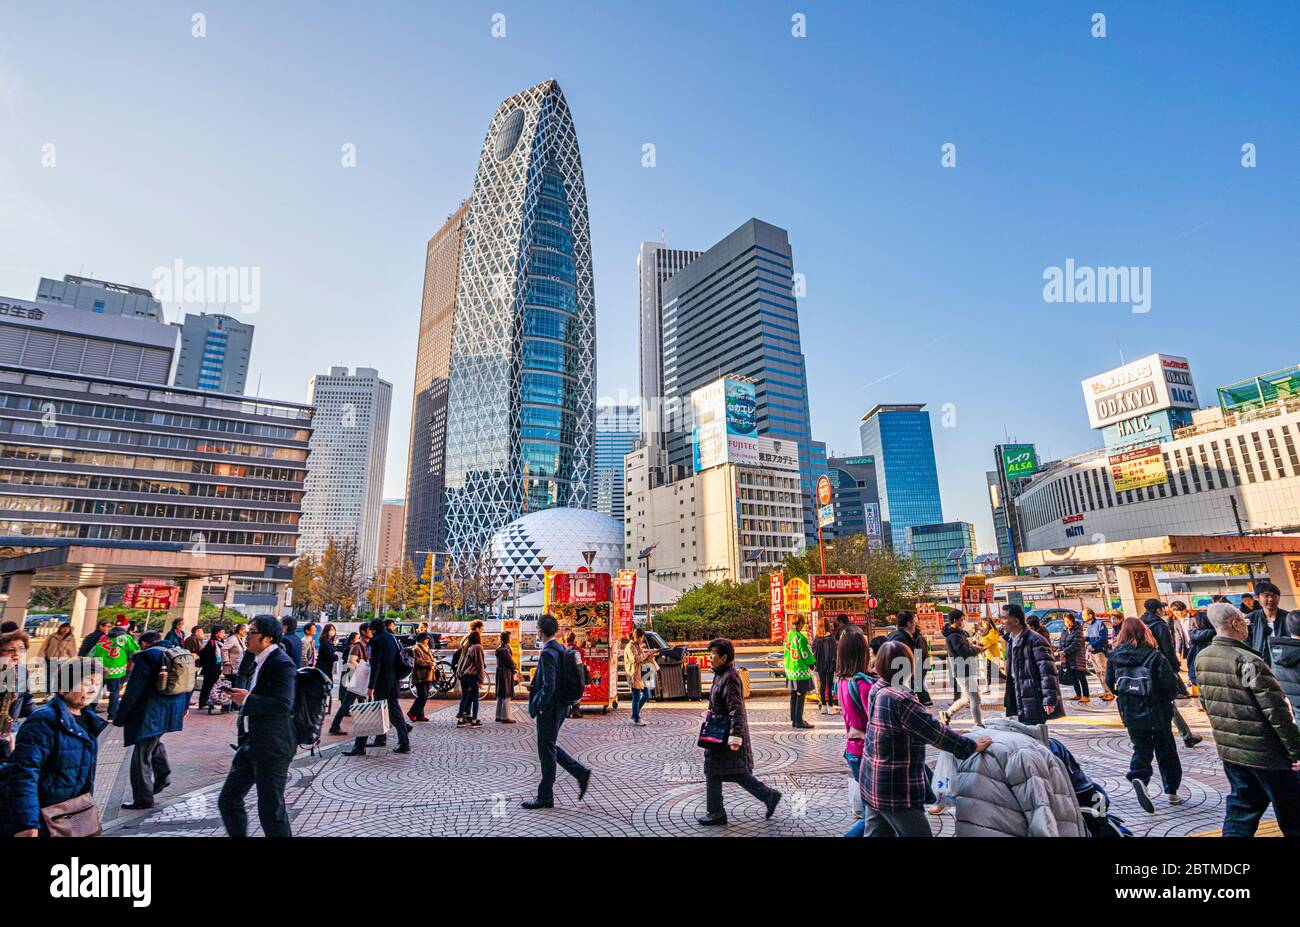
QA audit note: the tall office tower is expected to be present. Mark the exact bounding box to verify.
[299,366,392,578]
[825,454,884,547]
[36,275,164,322]
[637,242,701,452]
[402,200,470,570]
[661,218,826,546]
[377,499,407,572]
[441,79,596,557]
[594,402,641,520]
[858,403,943,552]
[172,312,254,393]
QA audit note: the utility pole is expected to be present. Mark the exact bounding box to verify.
[1229,497,1259,586]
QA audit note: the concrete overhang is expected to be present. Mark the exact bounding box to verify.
[0,545,265,587]
[1017,534,1300,570]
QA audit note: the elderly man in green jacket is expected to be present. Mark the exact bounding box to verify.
[1196,602,1300,837]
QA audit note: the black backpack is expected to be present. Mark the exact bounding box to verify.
[292,667,331,751]
[1114,651,1155,697]
[557,647,586,706]
[395,646,415,680]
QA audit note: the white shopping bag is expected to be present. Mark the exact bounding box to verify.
[349,698,391,739]
[344,660,371,696]
[931,750,957,810]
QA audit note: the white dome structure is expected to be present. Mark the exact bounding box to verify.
[489,508,624,593]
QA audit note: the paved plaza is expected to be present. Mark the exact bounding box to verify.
[87,686,1274,838]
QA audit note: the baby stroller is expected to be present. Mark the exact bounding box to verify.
[1049,737,1133,837]
[206,677,235,715]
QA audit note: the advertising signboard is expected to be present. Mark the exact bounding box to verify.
[784,577,811,613]
[1081,353,1199,430]
[864,502,881,538]
[613,569,638,638]
[816,474,835,528]
[548,572,615,709]
[123,579,180,611]
[810,574,868,596]
[1001,444,1038,480]
[756,436,800,472]
[691,377,761,472]
[1108,445,1169,492]
[769,571,785,642]
[916,602,943,638]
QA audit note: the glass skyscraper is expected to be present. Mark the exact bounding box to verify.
[661,218,825,547]
[637,242,701,454]
[908,521,978,583]
[441,79,596,557]
[594,402,640,521]
[859,403,943,552]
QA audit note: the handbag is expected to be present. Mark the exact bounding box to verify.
[40,791,101,838]
[697,711,731,749]
[345,660,371,696]
[349,698,391,739]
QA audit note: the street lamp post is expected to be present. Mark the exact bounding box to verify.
[638,543,658,629]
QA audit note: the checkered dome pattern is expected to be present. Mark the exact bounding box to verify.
[443,79,596,558]
[489,508,623,593]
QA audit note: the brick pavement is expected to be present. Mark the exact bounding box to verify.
[94,685,1277,837]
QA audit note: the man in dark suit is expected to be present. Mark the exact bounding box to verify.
[218,615,297,837]
[114,631,189,810]
[343,618,410,755]
[522,614,591,809]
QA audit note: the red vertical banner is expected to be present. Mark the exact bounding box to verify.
[614,569,638,638]
[769,570,786,642]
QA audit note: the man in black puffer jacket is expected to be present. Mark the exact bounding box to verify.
[1269,611,1300,716]
[1001,604,1060,725]
[1142,600,1202,749]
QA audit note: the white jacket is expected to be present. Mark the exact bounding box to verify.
[950,717,1088,837]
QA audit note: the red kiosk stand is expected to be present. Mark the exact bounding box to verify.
[547,571,619,713]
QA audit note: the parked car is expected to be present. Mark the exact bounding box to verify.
[23,614,68,634]
[1027,607,1079,643]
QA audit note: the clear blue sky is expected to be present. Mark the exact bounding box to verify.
[2,1,1297,549]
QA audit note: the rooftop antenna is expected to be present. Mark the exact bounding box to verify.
[1116,334,1125,366]
[660,227,665,244]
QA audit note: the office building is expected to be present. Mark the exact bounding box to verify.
[402,200,470,570]
[637,241,701,452]
[908,521,978,584]
[441,79,596,557]
[35,274,164,323]
[624,443,803,593]
[299,366,392,577]
[594,402,640,520]
[825,454,883,547]
[172,312,254,393]
[1017,370,1300,553]
[377,499,406,572]
[660,218,826,546]
[0,293,175,384]
[986,443,1041,572]
[859,403,943,552]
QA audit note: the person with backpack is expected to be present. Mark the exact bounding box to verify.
[697,637,782,826]
[837,628,879,837]
[1141,599,1202,749]
[1083,609,1115,701]
[564,632,586,719]
[1106,617,1184,812]
[218,615,297,837]
[455,630,487,728]
[522,614,591,809]
[343,619,410,756]
[114,631,191,811]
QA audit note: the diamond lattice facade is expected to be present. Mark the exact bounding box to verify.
[442,79,596,558]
